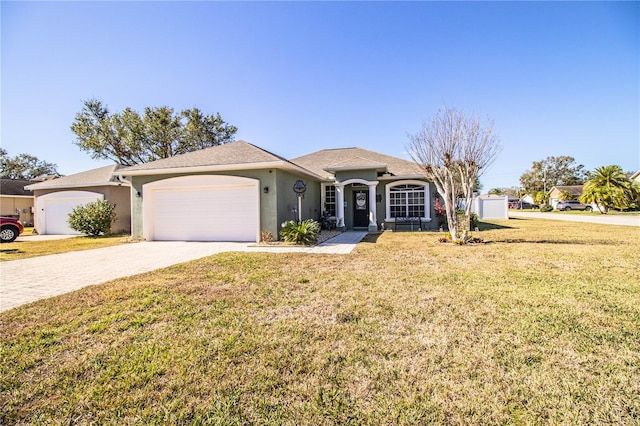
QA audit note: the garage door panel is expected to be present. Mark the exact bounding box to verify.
[38,191,103,235]
[46,201,79,234]
[144,176,259,242]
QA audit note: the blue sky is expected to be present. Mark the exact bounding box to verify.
[2,1,638,191]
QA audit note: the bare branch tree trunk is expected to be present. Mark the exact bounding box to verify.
[408,108,501,242]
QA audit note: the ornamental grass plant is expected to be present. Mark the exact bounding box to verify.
[279,219,321,245]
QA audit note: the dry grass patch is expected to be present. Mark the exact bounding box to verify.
[1,219,639,424]
[0,235,128,261]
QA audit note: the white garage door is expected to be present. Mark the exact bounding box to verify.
[143,175,259,242]
[38,191,104,235]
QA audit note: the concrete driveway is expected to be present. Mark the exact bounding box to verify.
[0,232,367,312]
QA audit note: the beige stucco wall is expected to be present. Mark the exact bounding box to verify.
[0,196,35,226]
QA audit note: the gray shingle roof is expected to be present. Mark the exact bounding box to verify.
[0,179,34,196]
[25,164,125,190]
[291,147,426,180]
[66,143,425,183]
[119,141,291,172]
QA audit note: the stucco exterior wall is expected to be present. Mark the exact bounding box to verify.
[274,170,321,237]
[128,168,433,238]
[334,169,378,182]
[0,196,34,226]
[130,169,319,241]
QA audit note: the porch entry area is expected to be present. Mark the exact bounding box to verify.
[335,179,379,232]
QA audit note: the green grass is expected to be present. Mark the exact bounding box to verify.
[1,219,639,424]
[0,235,128,261]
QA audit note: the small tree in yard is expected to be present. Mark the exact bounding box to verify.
[68,200,116,236]
[534,191,549,208]
[408,108,501,242]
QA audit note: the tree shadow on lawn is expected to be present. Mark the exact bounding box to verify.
[1,248,21,254]
[360,233,382,243]
[477,221,515,231]
[494,238,623,245]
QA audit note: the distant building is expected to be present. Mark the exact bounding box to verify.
[25,165,131,235]
[548,185,583,209]
[0,179,35,226]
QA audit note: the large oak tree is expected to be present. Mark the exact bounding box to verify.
[0,148,59,179]
[519,156,585,193]
[71,99,238,166]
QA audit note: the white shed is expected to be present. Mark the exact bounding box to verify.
[472,195,508,220]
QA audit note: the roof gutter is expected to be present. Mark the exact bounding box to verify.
[116,161,325,181]
[24,181,128,191]
[323,164,388,173]
[377,174,429,181]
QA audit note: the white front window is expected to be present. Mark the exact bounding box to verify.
[323,184,336,216]
[386,181,430,220]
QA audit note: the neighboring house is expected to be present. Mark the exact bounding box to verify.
[117,141,434,242]
[631,170,640,184]
[548,185,583,209]
[521,194,536,205]
[25,165,131,235]
[0,179,35,226]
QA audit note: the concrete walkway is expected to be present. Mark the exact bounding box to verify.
[0,232,367,313]
[509,211,640,227]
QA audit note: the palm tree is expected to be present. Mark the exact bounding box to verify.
[580,165,634,213]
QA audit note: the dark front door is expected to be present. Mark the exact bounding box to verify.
[353,190,369,227]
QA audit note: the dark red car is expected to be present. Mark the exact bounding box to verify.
[0,217,24,243]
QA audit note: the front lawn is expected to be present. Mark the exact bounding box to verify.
[1,219,638,424]
[0,235,128,261]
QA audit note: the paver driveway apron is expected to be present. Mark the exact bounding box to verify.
[0,232,367,312]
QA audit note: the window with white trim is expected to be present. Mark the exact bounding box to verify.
[324,185,336,216]
[389,184,425,218]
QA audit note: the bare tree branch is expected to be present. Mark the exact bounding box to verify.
[408,108,501,241]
